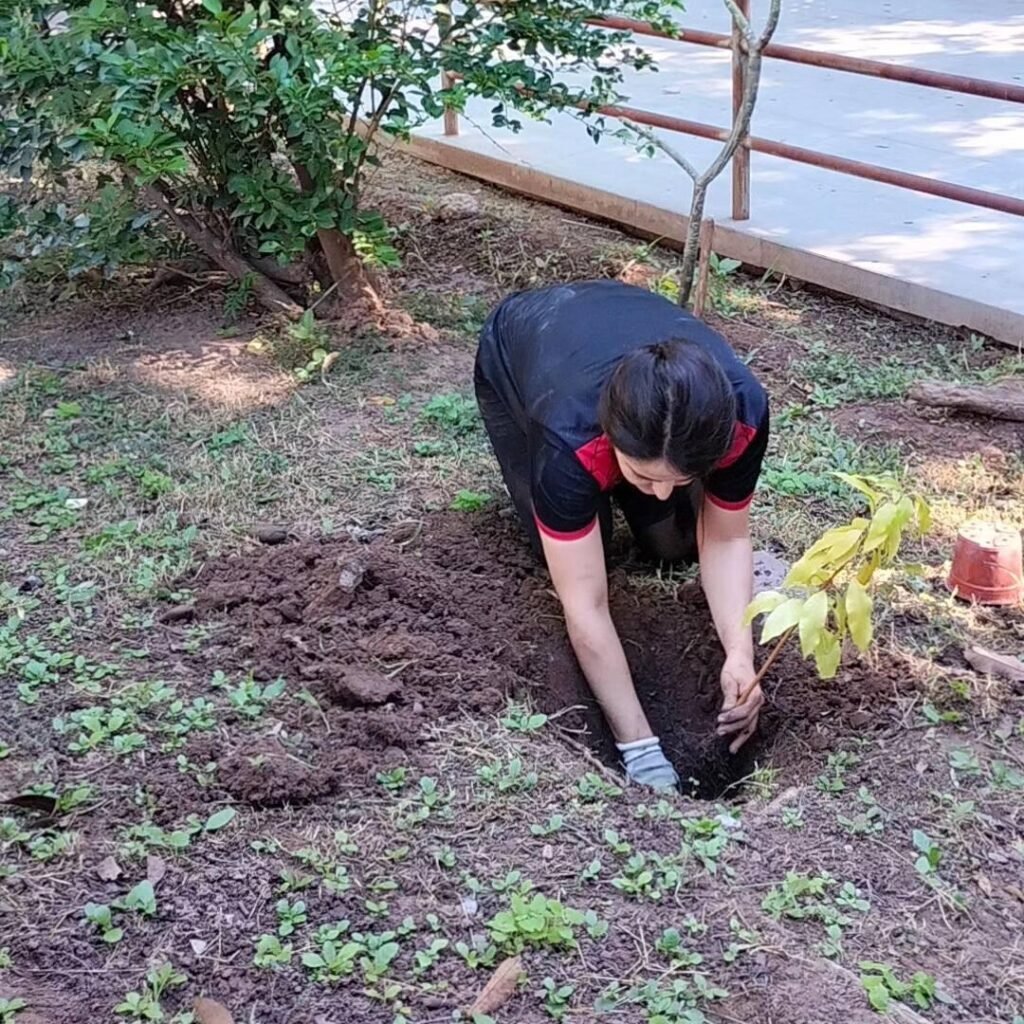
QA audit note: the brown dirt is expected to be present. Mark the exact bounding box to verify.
[183,512,904,799]
[218,739,339,808]
[831,399,1024,464]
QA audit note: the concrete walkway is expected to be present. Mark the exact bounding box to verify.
[409,0,1024,344]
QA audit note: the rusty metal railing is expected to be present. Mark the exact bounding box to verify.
[440,6,1024,221]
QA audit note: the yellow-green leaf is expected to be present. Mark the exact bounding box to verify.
[862,502,900,553]
[845,579,873,652]
[760,597,805,644]
[833,472,881,506]
[742,591,787,626]
[857,550,881,586]
[882,496,915,560]
[915,495,932,535]
[783,552,831,589]
[798,590,829,657]
[834,587,848,639]
[783,522,867,588]
[813,629,842,679]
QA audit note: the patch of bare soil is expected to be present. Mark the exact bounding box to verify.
[832,400,1024,464]
[182,512,905,799]
[1,294,294,411]
[218,739,338,808]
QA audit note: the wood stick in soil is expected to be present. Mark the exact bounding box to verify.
[737,625,794,706]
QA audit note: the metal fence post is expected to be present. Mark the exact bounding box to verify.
[731,0,751,220]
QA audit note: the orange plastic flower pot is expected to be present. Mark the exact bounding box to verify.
[947,520,1024,606]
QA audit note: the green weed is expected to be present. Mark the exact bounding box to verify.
[421,393,480,436]
[477,757,538,793]
[815,751,860,795]
[412,938,449,976]
[83,902,124,945]
[114,962,186,1021]
[540,978,575,1019]
[450,489,491,511]
[859,962,950,1013]
[611,852,682,901]
[838,787,885,836]
[0,999,27,1024]
[762,873,869,948]
[576,773,622,803]
[275,898,307,937]
[211,670,285,718]
[254,934,293,969]
[656,928,704,968]
[487,893,595,953]
[501,705,549,732]
[530,815,565,837]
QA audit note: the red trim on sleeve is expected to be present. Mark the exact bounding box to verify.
[715,421,758,470]
[706,493,754,512]
[574,434,622,491]
[534,514,598,542]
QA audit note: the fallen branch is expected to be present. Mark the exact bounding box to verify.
[909,380,1024,422]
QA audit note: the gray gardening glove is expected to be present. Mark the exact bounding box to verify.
[617,737,679,791]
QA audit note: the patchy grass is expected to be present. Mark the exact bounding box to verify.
[0,155,1022,1024]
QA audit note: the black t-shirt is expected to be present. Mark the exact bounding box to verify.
[476,280,769,540]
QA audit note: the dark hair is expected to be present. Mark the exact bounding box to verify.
[598,340,736,478]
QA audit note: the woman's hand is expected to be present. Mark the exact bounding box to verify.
[717,653,763,754]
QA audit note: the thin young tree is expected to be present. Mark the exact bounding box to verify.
[627,0,782,308]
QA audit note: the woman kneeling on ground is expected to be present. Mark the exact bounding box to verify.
[474,279,770,791]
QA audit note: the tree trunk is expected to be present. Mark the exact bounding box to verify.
[145,186,303,320]
[249,254,312,288]
[678,186,709,309]
[909,380,1024,422]
[691,217,716,318]
[292,164,383,313]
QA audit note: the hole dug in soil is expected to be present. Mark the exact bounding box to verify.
[187,513,890,801]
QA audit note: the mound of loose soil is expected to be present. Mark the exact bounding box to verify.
[188,513,904,797]
[219,740,338,808]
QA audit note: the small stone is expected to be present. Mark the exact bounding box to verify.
[96,855,123,881]
[542,844,554,860]
[159,604,196,624]
[434,192,481,221]
[848,710,872,728]
[327,666,401,708]
[337,557,367,592]
[18,575,43,594]
[254,524,289,545]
